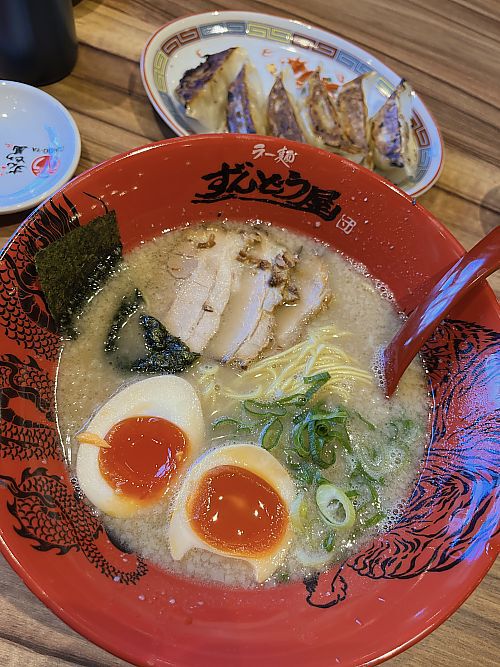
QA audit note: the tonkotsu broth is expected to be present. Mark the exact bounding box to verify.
[56,221,429,587]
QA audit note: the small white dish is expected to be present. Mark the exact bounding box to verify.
[0,80,81,215]
[141,11,444,197]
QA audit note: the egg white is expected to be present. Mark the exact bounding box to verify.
[168,443,296,583]
[76,375,204,518]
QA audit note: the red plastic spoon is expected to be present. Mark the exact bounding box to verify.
[383,225,500,398]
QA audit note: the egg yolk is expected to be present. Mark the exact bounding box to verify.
[99,416,187,503]
[188,465,288,557]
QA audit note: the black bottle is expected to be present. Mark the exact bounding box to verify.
[0,0,78,86]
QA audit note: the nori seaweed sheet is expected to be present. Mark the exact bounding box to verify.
[104,289,144,353]
[35,211,122,334]
[105,309,200,375]
[130,315,200,374]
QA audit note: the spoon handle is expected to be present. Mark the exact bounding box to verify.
[383,226,500,398]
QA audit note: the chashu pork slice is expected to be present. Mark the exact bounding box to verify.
[274,253,331,349]
[158,228,245,353]
[207,234,296,366]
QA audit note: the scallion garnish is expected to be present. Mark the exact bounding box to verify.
[316,484,356,529]
[211,417,251,433]
[362,511,386,528]
[322,531,335,552]
[259,418,283,450]
[243,399,287,417]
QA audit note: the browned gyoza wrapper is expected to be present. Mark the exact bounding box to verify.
[175,47,247,131]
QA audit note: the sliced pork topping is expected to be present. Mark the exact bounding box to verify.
[158,228,244,353]
[207,234,296,366]
[274,253,331,349]
[144,224,329,367]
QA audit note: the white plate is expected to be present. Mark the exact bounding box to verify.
[141,11,443,198]
[0,80,81,215]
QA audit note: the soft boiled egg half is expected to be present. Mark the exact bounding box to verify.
[168,443,296,583]
[76,376,204,518]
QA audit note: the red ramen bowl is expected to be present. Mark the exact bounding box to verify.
[0,135,498,666]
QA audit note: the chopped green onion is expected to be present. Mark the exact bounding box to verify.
[243,399,287,417]
[329,422,352,453]
[351,409,376,431]
[392,418,417,458]
[304,372,331,385]
[303,372,331,401]
[308,422,335,469]
[277,393,308,406]
[314,405,349,423]
[362,511,386,528]
[388,417,415,444]
[368,483,379,503]
[291,404,349,467]
[211,417,251,433]
[273,373,331,408]
[353,480,379,505]
[399,418,414,433]
[320,439,336,467]
[316,484,356,529]
[351,461,378,484]
[315,422,330,438]
[322,531,335,552]
[284,450,323,486]
[291,421,310,458]
[259,418,283,450]
[212,417,239,429]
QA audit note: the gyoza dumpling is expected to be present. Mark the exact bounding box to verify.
[267,73,306,142]
[226,64,266,134]
[370,80,418,184]
[304,71,351,152]
[335,73,372,166]
[175,47,248,132]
